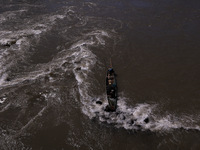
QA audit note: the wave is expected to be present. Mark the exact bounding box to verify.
[0,7,70,86]
[67,31,200,133]
[0,2,199,138]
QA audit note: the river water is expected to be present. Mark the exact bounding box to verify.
[0,0,200,149]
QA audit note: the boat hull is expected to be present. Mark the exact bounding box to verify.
[105,68,118,111]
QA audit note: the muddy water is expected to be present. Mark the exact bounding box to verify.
[0,0,200,149]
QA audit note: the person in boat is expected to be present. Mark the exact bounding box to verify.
[106,68,115,85]
[107,88,116,99]
[110,89,115,98]
[108,74,114,80]
[107,68,114,78]
[106,80,116,98]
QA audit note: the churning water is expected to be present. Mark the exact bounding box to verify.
[0,0,200,149]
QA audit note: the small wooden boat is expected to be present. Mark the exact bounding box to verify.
[105,66,118,112]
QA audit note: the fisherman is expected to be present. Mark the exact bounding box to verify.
[110,88,115,98]
[106,80,116,98]
[107,75,117,88]
[107,68,114,77]
[108,73,114,80]
[106,68,114,84]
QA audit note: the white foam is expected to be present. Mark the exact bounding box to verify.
[87,30,110,37]
[0,9,27,24]
[49,15,65,22]
[0,68,51,89]
[87,95,200,132]
[15,37,26,45]
[0,38,15,46]
[0,97,6,104]
[0,73,8,86]
[68,30,200,132]
[70,40,95,50]
[32,30,42,35]
[86,30,110,45]
[74,72,84,84]
[1,7,199,134]
[84,2,97,7]
[0,8,70,87]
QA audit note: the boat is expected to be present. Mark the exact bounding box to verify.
[105,66,118,112]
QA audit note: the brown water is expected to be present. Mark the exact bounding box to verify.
[0,0,200,149]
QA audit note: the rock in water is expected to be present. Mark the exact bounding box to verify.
[96,101,102,105]
[1,39,16,47]
[75,67,81,71]
[144,117,149,123]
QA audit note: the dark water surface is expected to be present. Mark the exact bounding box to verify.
[0,0,200,149]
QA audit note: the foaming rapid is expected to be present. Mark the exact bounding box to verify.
[0,7,68,86]
[0,2,199,139]
[80,87,200,132]
[69,32,200,133]
[91,97,200,132]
